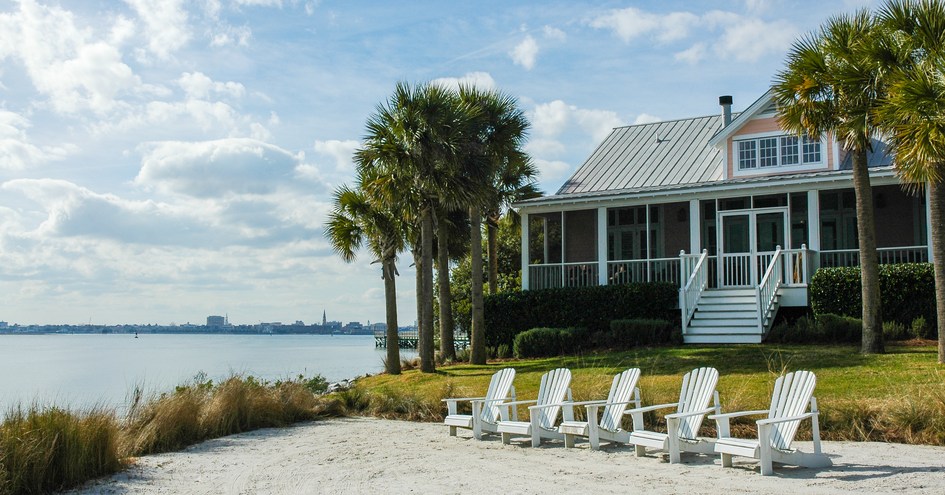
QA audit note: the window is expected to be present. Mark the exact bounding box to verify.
[735,134,823,171]
[738,140,757,169]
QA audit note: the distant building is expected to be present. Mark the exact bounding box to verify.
[207,315,225,327]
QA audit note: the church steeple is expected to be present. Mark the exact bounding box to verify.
[322,310,327,327]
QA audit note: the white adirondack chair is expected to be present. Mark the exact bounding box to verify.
[709,370,831,475]
[559,368,642,450]
[443,367,516,440]
[625,366,720,463]
[496,368,573,447]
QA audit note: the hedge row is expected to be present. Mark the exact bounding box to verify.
[809,263,936,328]
[484,283,678,349]
[513,327,588,358]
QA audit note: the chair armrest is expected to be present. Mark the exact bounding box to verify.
[442,396,486,403]
[665,406,716,420]
[497,399,539,408]
[528,401,573,411]
[757,412,816,426]
[624,402,679,415]
[708,409,769,420]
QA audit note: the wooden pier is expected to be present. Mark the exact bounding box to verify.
[374,330,469,350]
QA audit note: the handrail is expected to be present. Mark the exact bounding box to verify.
[756,245,783,334]
[679,249,709,335]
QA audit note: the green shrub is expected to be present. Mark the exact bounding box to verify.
[513,327,587,358]
[766,314,861,343]
[485,282,678,349]
[883,321,909,341]
[809,263,936,328]
[607,319,674,348]
[911,316,931,340]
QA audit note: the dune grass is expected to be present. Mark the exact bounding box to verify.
[0,374,339,495]
[345,343,945,445]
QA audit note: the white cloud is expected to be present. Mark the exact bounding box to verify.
[675,42,707,64]
[530,100,570,137]
[124,0,191,60]
[542,25,566,41]
[524,138,566,158]
[530,100,624,142]
[531,158,571,182]
[314,139,359,172]
[431,72,496,91]
[573,108,623,142]
[178,72,246,99]
[509,35,539,70]
[134,138,309,198]
[633,113,662,125]
[0,110,73,170]
[590,7,699,44]
[711,16,796,62]
[234,0,284,6]
[209,24,252,47]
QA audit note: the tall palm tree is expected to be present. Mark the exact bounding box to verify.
[773,10,886,354]
[876,0,945,363]
[357,82,483,372]
[436,206,471,361]
[457,86,534,364]
[325,179,406,374]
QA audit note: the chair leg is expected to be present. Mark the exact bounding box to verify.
[531,432,541,448]
[589,424,600,451]
[759,423,774,476]
[634,445,646,457]
[564,434,575,448]
[667,417,681,464]
[502,432,512,444]
[720,453,733,468]
[449,426,457,437]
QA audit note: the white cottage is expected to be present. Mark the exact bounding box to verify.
[515,92,930,344]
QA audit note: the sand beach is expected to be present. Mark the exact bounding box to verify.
[67,417,945,494]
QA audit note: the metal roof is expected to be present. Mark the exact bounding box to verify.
[556,114,727,196]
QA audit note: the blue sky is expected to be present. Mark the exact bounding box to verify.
[0,0,875,325]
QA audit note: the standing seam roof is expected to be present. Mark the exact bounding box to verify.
[556,114,728,195]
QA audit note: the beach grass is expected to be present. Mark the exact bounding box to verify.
[347,343,945,445]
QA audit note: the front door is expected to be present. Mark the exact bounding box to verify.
[719,209,787,287]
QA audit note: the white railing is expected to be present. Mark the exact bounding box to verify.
[720,253,752,287]
[819,245,928,268]
[607,257,681,285]
[781,245,810,286]
[679,250,709,335]
[756,245,784,335]
[528,262,599,290]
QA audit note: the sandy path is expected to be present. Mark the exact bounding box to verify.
[66,417,945,494]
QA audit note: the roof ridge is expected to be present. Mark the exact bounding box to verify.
[611,112,741,131]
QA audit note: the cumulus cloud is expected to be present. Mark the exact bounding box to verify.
[0,110,73,170]
[590,6,797,63]
[314,140,359,172]
[124,0,191,60]
[134,138,308,198]
[633,113,662,125]
[509,35,539,70]
[531,158,572,182]
[209,24,252,47]
[530,100,623,142]
[234,0,284,6]
[542,25,566,41]
[178,72,246,99]
[431,71,496,91]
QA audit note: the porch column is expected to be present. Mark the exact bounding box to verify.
[689,199,700,255]
[927,184,934,262]
[521,211,529,291]
[807,190,820,251]
[598,207,608,285]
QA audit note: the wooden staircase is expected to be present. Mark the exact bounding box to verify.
[684,288,778,344]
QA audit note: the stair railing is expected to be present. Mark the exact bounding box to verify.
[679,249,709,335]
[756,245,784,334]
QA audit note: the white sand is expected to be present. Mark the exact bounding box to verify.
[67,417,945,494]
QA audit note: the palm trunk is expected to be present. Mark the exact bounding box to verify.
[436,210,455,361]
[487,215,499,295]
[382,257,401,375]
[852,149,884,354]
[420,206,436,372]
[929,181,945,364]
[470,205,486,364]
[413,248,423,366]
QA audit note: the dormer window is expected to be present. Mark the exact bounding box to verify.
[736,134,823,171]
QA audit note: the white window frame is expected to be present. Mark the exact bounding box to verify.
[732,131,827,177]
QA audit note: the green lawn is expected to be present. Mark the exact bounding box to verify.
[349,344,945,445]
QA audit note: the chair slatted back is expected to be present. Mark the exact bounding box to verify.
[599,368,642,432]
[675,367,719,439]
[480,367,516,424]
[768,370,817,450]
[535,368,572,430]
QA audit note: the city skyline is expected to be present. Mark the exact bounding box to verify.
[0,0,879,325]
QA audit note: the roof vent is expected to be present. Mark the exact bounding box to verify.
[719,95,733,126]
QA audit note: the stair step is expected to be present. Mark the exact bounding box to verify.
[699,295,756,304]
[702,289,756,296]
[692,311,756,319]
[697,303,756,312]
[689,319,757,328]
[685,325,761,334]
[684,334,763,344]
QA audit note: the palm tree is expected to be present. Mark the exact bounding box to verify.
[357,82,483,372]
[457,86,534,364]
[436,206,471,361]
[325,179,406,374]
[876,0,945,363]
[773,10,886,354]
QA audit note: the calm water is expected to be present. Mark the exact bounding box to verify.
[0,334,412,413]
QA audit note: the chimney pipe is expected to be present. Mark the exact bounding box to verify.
[719,95,733,126]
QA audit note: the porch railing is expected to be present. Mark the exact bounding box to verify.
[757,245,784,335]
[679,250,709,335]
[819,245,928,268]
[528,262,599,290]
[781,245,810,287]
[607,257,681,285]
[720,253,752,287]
